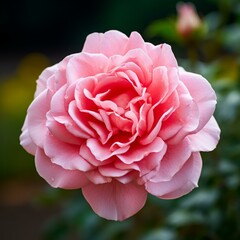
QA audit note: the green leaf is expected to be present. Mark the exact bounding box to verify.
[145,18,181,43]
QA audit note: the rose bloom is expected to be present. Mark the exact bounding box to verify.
[176,2,202,37]
[20,30,220,221]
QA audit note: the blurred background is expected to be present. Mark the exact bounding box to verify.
[1,0,240,239]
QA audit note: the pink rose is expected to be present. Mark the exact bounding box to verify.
[20,30,220,221]
[176,3,202,37]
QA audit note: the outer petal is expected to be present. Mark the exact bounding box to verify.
[146,43,178,68]
[20,116,37,155]
[46,56,72,93]
[180,72,217,132]
[126,31,147,51]
[145,152,202,199]
[35,64,58,97]
[187,116,220,152]
[82,30,129,57]
[82,181,147,221]
[35,148,89,189]
[27,89,49,148]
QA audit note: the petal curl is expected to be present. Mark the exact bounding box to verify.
[146,152,202,199]
[82,181,147,221]
[187,116,220,152]
[180,72,217,132]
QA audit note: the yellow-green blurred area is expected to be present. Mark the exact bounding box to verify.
[0,53,49,176]
[1,0,240,239]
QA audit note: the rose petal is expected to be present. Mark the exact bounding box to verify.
[98,165,130,178]
[140,104,175,145]
[86,138,130,161]
[146,43,178,68]
[150,138,192,182]
[116,171,139,184]
[88,121,112,144]
[109,112,133,133]
[44,133,92,171]
[35,148,89,189]
[114,64,144,92]
[146,152,202,199]
[137,103,151,136]
[147,67,179,104]
[27,89,49,148]
[84,88,120,113]
[66,53,109,84]
[82,180,147,221]
[46,112,83,145]
[52,114,90,139]
[46,56,71,93]
[85,170,112,184]
[143,85,180,144]
[127,31,147,51]
[79,143,113,167]
[180,71,217,132]
[187,116,220,152]
[68,100,95,137]
[160,82,199,143]
[137,144,167,181]
[35,64,58,97]
[20,116,37,155]
[118,137,166,164]
[50,84,67,113]
[82,30,129,57]
[74,76,97,109]
[123,48,153,86]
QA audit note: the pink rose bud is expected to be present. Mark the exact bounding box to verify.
[20,30,220,221]
[176,2,202,38]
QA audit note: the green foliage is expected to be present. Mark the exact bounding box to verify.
[145,18,181,43]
